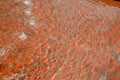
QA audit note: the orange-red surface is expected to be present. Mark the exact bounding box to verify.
[0,0,120,80]
[100,0,120,7]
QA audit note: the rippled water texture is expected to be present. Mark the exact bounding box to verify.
[0,0,120,80]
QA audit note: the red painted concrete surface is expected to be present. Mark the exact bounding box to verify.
[0,0,120,80]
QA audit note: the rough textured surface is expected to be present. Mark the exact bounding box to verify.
[0,0,120,80]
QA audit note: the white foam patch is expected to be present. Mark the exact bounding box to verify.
[19,32,27,40]
[24,0,31,6]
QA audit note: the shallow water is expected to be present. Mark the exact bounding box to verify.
[0,0,120,80]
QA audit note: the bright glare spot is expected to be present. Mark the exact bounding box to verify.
[29,20,36,26]
[24,9,31,15]
[24,0,31,6]
[19,32,27,40]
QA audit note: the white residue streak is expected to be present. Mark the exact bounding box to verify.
[19,32,27,40]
